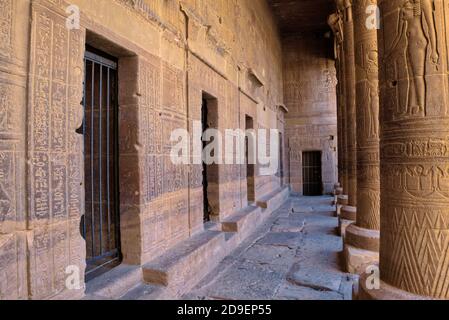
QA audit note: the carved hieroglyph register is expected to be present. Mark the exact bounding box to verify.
[339,0,358,233]
[27,0,86,299]
[361,0,449,299]
[343,0,380,274]
[0,0,28,300]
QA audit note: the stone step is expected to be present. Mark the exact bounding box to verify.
[85,264,143,299]
[256,186,290,211]
[221,205,261,233]
[142,230,226,297]
[119,283,165,300]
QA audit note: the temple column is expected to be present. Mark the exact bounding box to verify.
[328,12,346,206]
[343,0,380,274]
[361,0,449,299]
[339,0,357,237]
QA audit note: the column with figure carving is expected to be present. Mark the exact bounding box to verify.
[328,10,347,205]
[343,0,380,274]
[339,0,358,236]
[360,0,449,299]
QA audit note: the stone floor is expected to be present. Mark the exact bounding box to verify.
[183,196,355,300]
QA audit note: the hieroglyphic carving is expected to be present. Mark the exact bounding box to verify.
[27,1,85,299]
[378,0,449,298]
[0,85,15,134]
[353,0,380,231]
[355,41,379,140]
[162,62,185,114]
[140,56,161,111]
[114,0,181,36]
[383,164,449,201]
[0,152,14,227]
[0,233,26,299]
[383,0,439,119]
[0,0,13,57]
[383,138,449,158]
[322,69,338,93]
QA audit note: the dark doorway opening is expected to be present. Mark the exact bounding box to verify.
[302,151,323,196]
[245,115,255,204]
[278,132,284,187]
[202,93,218,222]
[82,47,122,281]
[202,97,210,222]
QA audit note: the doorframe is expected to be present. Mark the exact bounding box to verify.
[82,46,122,281]
[301,150,323,196]
[245,115,256,204]
[201,92,219,222]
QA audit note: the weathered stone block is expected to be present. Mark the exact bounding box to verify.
[0,232,27,300]
[27,220,85,300]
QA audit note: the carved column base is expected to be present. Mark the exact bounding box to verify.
[359,272,437,300]
[343,224,379,274]
[334,183,343,195]
[337,195,348,206]
[333,186,344,206]
[336,195,349,217]
[345,224,379,251]
[341,205,357,220]
[338,206,356,237]
[344,244,379,275]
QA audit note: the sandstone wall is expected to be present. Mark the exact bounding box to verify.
[0,0,30,300]
[0,0,285,299]
[283,35,338,195]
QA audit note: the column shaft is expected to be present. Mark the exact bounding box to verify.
[353,0,380,231]
[329,11,348,193]
[343,0,381,274]
[343,0,357,207]
[362,0,449,299]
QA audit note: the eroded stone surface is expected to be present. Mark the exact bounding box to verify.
[183,196,354,300]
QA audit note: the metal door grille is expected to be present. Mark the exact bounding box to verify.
[202,98,210,222]
[82,48,121,281]
[302,151,323,196]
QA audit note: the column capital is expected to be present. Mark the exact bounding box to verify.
[328,13,344,45]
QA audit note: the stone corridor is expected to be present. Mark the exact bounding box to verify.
[3,0,449,301]
[183,196,354,300]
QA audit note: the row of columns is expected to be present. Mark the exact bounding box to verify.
[329,0,449,300]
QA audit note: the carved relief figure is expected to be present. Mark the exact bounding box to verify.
[362,45,379,138]
[386,0,439,117]
[323,69,338,93]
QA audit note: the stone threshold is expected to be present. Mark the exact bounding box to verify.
[84,186,290,300]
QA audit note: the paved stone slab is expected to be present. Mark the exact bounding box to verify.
[287,262,343,292]
[184,196,353,300]
[276,283,344,300]
[256,232,303,248]
[192,261,285,300]
[271,216,305,233]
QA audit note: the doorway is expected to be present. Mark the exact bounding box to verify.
[246,115,255,204]
[279,132,284,187]
[82,47,121,281]
[202,93,219,222]
[302,151,323,196]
